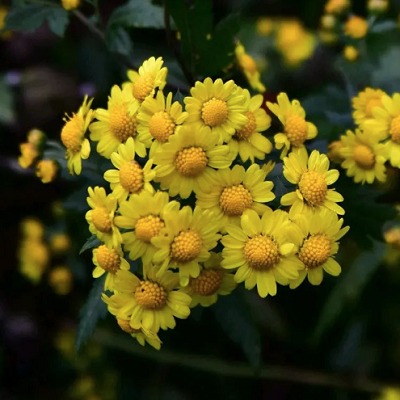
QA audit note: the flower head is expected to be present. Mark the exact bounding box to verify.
[344,46,359,62]
[327,140,345,163]
[256,17,274,36]
[18,239,49,284]
[18,142,39,169]
[116,318,162,350]
[352,88,386,126]
[325,0,350,14]
[36,160,59,183]
[48,266,73,295]
[344,16,368,39]
[49,233,71,255]
[368,0,389,13]
[61,0,81,10]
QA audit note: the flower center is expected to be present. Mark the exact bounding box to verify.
[109,105,137,142]
[298,170,328,206]
[61,115,84,153]
[201,97,229,127]
[132,74,154,101]
[170,229,203,263]
[244,234,280,270]
[365,98,382,118]
[119,161,144,194]
[91,207,112,233]
[175,146,208,177]
[117,319,141,334]
[149,111,176,142]
[285,114,308,147]
[135,215,165,243]
[353,144,375,169]
[390,116,400,144]
[240,54,258,74]
[299,234,331,268]
[190,269,223,296]
[134,281,167,309]
[96,245,121,273]
[236,111,257,140]
[219,184,253,216]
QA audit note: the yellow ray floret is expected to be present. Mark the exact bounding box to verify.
[36,160,58,183]
[352,88,386,126]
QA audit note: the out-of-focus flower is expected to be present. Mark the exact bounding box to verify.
[384,227,400,250]
[325,0,350,14]
[18,143,39,169]
[344,45,359,62]
[19,240,49,284]
[36,160,59,183]
[368,0,389,13]
[344,16,368,39]
[61,0,81,11]
[256,17,274,36]
[48,266,73,295]
[352,88,386,126]
[27,129,46,147]
[21,218,44,240]
[327,140,345,163]
[49,233,72,255]
[321,14,337,30]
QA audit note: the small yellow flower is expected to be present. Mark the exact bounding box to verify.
[61,0,81,10]
[85,186,122,249]
[116,318,162,350]
[27,129,46,146]
[61,95,94,175]
[384,227,400,249]
[125,56,168,103]
[49,233,71,255]
[368,0,389,13]
[344,45,359,62]
[36,160,58,183]
[103,137,155,202]
[321,14,336,30]
[344,16,368,39]
[48,266,73,295]
[267,93,317,158]
[256,17,274,36]
[340,129,387,184]
[0,6,11,39]
[92,245,130,291]
[281,148,344,217]
[18,143,39,169]
[21,217,44,240]
[325,0,350,14]
[327,140,345,163]
[352,88,386,126]
[18,239,49,284]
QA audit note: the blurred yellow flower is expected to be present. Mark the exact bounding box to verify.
[61,0,81,11]
[352,88,386,126]
[344,45,359,62]
[48,266,73,295]
[325,0,350,14]
[368,0,389,13]
[19,239,49,284]
[327,140,345,163]
[49,233,71,254]
[36,160,58,183]
[256,17,274,36]
[18,143,39,169]
[344,16,368,39]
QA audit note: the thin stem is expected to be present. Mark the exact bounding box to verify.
[73,9,104,40]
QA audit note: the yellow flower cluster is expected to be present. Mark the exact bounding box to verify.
[65,56,350,350]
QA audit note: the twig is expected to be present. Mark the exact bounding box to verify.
[73,9,105,41]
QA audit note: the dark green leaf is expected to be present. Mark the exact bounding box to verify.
[76,275,107,351]
[173,89,185,104]
[80,234,101,255]
[47,7,69,37]
[0,76,15,124]
[325,111,353,128]
[105,27,133,57]
[370,20,398,34]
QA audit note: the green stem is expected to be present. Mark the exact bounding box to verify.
[73,9,104,40]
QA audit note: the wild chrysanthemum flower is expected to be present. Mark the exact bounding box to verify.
[368,0,389,13]
[256,17,274,36]
[103,138,155,202]
[281,148,344,217]
[21,218,44,240]
[196,164,275,228]
[61,0,81,10]
[36,160,58,183]
[18,239,49,284]
[116,318,162,350]
[344,16,368,38]
[286,209,349,288]
[27,129,46,147]
[18,143,39,169]
[90,85,147,159]
[153,125,233,199]
[182,252,237,307]
[340,129,387,184]
[49,233,71,255]
[325,0,350,14]
[235,42,266,93]
[114,191,179,265]
[352,88,386,126]
[184,78,248,143]
[48,266,73,295]
[267,93,317,158]
[152,206,222,286]
[137,91,188,157]
[85,187,122,249]
[228,88,272,162]
[344,46,359,62]
[92,245,130,291]
[60,96,94,175]
[125,56,168,103]
[102,265,191,333]
[327,140,345,163]
[221,209,302,298]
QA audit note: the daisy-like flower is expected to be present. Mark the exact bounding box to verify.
[196,164,275,228]
[104,137,155,202]
[267,93,317,158]
[221,209,302,298]
[152,206,222,286]
[125,56,168,103]
[228,88,272,162]
[340,128,387,183]
[36,160,58,183]
[116,318,162,350]
[286,208,349,288]
[182,252,237,308]
[102,265,191,333]
[85,186,122,249]
[352,88,386,126]
[60,95,94,175]
[153,125,233,199]
[137,91,188,157]
[235,42,266,93]
[281,148,344,217]
[114,191,179,265]
[89,85,148,159]
[92,245,130,291]
[184,78,248,143]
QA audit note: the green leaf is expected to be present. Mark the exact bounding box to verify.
[0,76,15,124]
[80,234,101,255]
[370,20,397,34]
[76,275,107,351]
[105,27,133,57]
[47,7,69,37]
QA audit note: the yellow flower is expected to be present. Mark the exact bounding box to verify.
[116,318,162,350]
[256,17,274,36]
[384,227,400,249]
[327,140,345,163]
[103,137,155,202]
[48,266,73,295]
[114,191,179,265]
[352,88,386,126]
[49,233,71,255]
[27,129,46,146]
[286,209,349,288]
[267,93,318,158]
[18,239,49,284]
[340,129,387,184]
[325,0,350,14]
[228,88,272,162]
[344,45,359,62]
[21,217,44,240]
[368,0,389,13]
[153,125,233,199]
[321,14,336,30]
[36,160,58,183]
[102,265,191,333]
[152,206,222,286]
[90,85,147,159]
[125,56,168,103]
[344,16,368,39]
[137,91,188,157]
[221,209,302,298]
[184,78,248,143]
[61,95,94,175]
[85,186,122,249]
[92,245,130,291]
[281,148,344,218]
[61,0,81,10]
[196,164,275,228]
[235,42,265,93]
[182,252,237,307]
[18,143,39,169]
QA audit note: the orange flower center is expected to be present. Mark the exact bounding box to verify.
[390,116,400,144]
[119,161,144,194]
[117,319,141,334]
[175,146,208,177]
[201,97,229,127]
[61,115,84,153]
[236,111,257,140]
[96,245,120,273]
[219,184,253,216]
[299,234,331,268]
[365,98,382,118]
[134,281,167,309]
[191,269,223,296]
[132,74,154,101]
[109,105,137,142]
[91,207,112,233]
[285,114,308,147]
[149,111,176,142]
[135,215,165,243]
[353,144,375,169]
[170,229,203,263]
[298,170,328,206]
[244,234,280,270]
